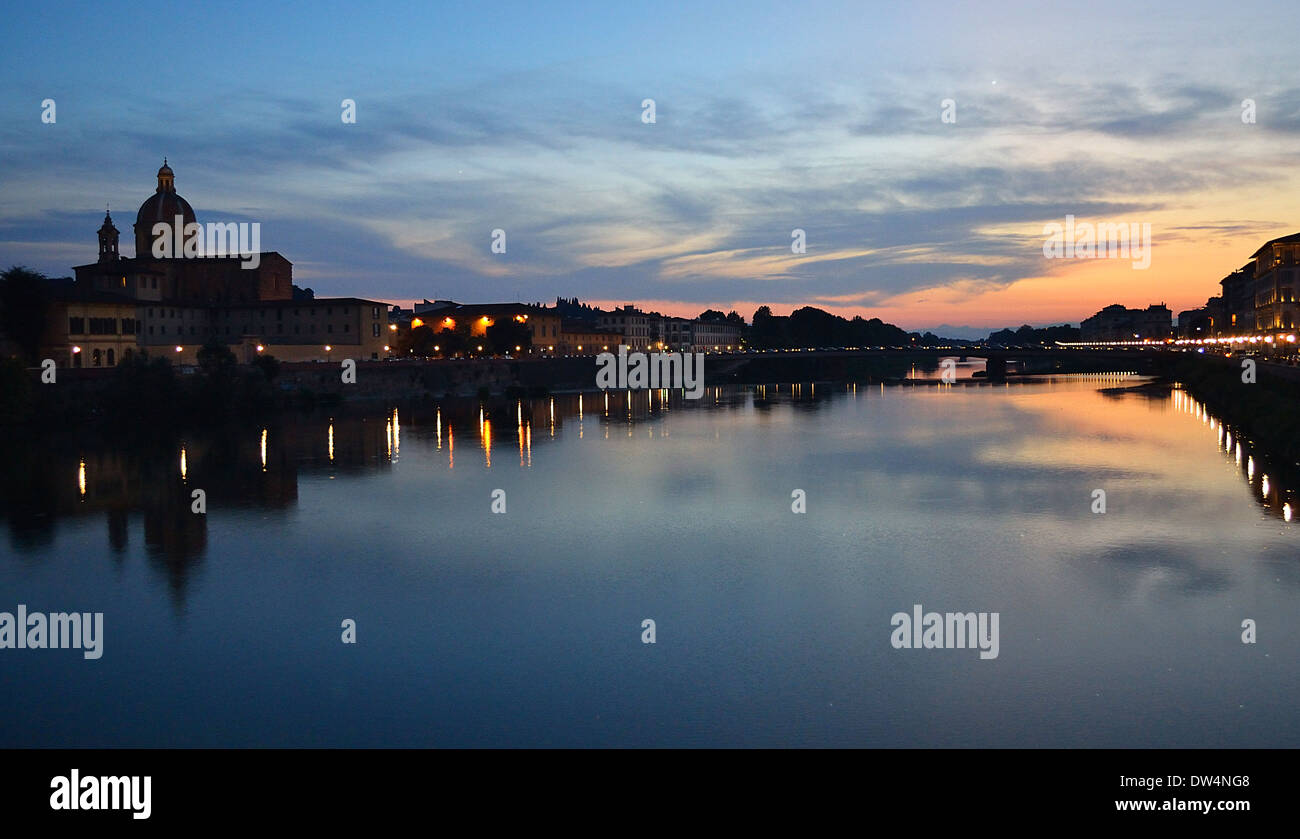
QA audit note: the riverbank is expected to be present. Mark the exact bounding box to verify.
[1159,354,1300,465]
[0,348,1175,431]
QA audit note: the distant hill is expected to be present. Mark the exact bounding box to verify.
[750,305,923,348]
[985,323,1080,344]
[906,324,994,340]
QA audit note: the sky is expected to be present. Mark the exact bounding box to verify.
[2,0,1299,333]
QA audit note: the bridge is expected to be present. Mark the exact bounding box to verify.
[703,346,1166,382]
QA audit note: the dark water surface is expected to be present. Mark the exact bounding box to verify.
[2,377,1297,747]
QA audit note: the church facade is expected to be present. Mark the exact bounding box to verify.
[43,161,389,367]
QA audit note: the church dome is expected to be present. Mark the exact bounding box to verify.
[134,158,196,258]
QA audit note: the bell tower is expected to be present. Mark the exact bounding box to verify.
[97,208,120,263]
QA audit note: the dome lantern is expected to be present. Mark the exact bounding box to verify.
[156,157,175,193]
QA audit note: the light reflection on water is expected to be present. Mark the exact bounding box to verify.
[2,376,1299,748]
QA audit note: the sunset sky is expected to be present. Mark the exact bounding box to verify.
[3,0,1299,334]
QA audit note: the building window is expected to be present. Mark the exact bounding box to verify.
[372,323,380,337]
[92,349,101,367]
[69,317,85,334]
[107,349,115,366]
[327,325,333,334]
[372,307,379,319]
[343,324,349,333]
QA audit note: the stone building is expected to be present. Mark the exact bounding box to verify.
[1080,303,1173,342]
[1249,233,1300,332]
[40,161,387,366]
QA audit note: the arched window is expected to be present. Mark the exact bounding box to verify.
[107,348,115,366]
[92,349,101,367]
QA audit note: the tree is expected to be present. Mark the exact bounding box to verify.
[251,353,280,382]
[0,355,33,423]
[698,309,727,322]
[0,266,51,364]
[403,324,436,357]
[196,336,237,377]
[486,319,531,355]
[745,304,910,349]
